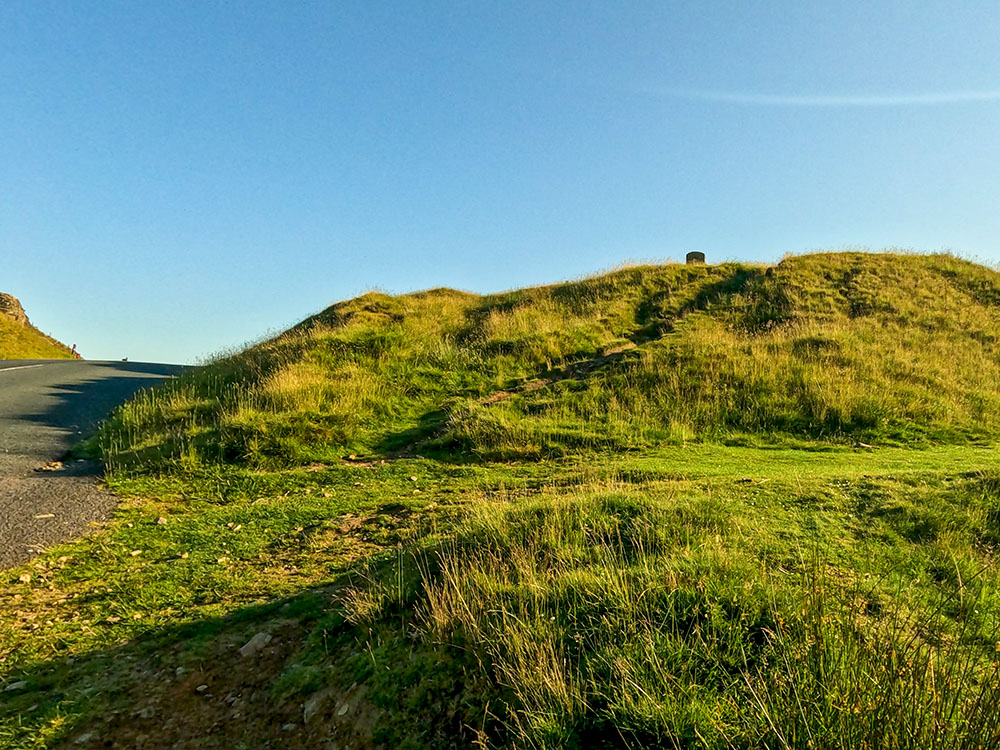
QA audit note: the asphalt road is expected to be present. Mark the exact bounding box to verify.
[0,359,186,569]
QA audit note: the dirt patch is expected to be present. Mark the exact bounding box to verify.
[58,616,384,750]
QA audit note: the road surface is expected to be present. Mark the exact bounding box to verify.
[0,359,186,569]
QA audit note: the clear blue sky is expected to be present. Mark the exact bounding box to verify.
[4,1,1000,364]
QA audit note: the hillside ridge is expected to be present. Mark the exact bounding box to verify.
[98,251,1000,473]
[0,292,75,359]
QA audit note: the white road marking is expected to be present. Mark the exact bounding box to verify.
[0,364,45,373]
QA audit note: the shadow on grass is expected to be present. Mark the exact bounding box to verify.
[2,561,486,750]
[1,582,369,749]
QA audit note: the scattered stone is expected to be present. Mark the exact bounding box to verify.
[303,688,334,722]
[130,550,142,556]
[179,552,189,559]
[195,684,209,693]
[239,632,273,658]
[353,482,362,487]
[4,680,27,692]
[281,723,298,732]
[337,701,351,716]
[156,517,168,525]
[17,573,31,584]
[408,475,417,482]
[74,732,94,745]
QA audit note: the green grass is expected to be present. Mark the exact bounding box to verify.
[3,251,1000,748]
[0,316,74,360]
[3,449,999,747]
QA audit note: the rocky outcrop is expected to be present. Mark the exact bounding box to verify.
[0,293,29,325]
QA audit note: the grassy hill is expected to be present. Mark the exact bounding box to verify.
[3,252,1000,749]
[0,304,75,360]
[104,251,1000,470]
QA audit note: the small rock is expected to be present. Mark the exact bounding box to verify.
[130,550,142,557]
[408,475,417,482]
[17,573,31,584]
[239,632,273,658]
[353,482,362,487]
[303,688,334,722]
[74,732,94,745]
[337,701,350,716]
[195,684,209,693]
[156,517,168,525]
[4,680,27,692]
[179,552,189,559]
[281,723,298,732]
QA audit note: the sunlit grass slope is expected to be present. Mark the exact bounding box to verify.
[4,252,1000,749]
[0,314,74,360]
[102,251,1000,470]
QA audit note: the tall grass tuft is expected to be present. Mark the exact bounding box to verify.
[402,490,1000,748]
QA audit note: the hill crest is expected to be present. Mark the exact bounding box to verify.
[101,251,1000,472]
[0,292,75,360]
